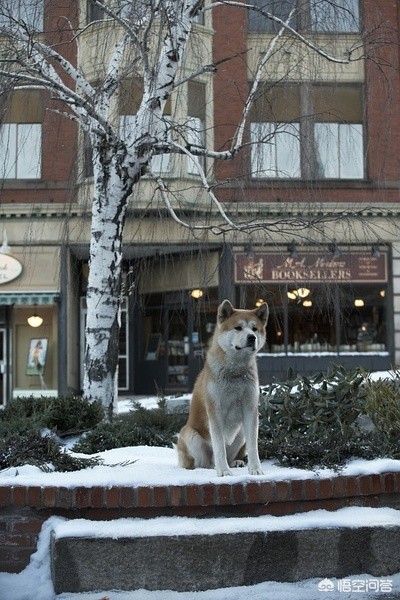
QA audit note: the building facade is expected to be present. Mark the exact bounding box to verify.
[0,0,399,403]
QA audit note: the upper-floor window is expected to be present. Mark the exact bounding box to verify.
[248,0,359,34]
[87,0,104,23]
[250,83,364,180]
[0,89,43,180]
[187,81,206,175]
[0,1,43,32]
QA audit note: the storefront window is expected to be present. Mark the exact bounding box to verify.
[340,285,387,352]
[235,282,388,355]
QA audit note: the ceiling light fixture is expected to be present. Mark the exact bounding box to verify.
[27,308,43,328]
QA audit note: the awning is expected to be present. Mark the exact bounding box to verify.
[0,292,58,306]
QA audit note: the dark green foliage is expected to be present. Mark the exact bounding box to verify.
[0,430,102,472]
[73,399,187,454]
[364,374,400,442]
[0,394,103,436]
[0,394,104,472]
[258,364,400,470]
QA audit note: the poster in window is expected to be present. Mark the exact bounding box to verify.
[26,338,48,376]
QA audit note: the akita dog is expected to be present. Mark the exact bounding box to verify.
[177,299,268,477]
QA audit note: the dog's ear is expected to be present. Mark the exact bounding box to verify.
[255,302,269,324]
[218,299,234,324]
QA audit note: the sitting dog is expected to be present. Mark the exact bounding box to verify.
[177,299,268,477]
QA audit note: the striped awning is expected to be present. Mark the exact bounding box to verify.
[0,292,58,305]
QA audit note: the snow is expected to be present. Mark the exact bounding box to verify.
[2,372,400,600]
[1,508,400,600]
[2,445,400,489]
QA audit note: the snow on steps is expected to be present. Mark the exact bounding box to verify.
[51,507,400,594]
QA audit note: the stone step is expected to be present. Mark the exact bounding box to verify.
[51,509,400,594]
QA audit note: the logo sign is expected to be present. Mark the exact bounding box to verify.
[235,252,388,284]
[0,254,23,285]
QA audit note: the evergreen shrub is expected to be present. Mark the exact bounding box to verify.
[73,400,187,453]
[257,364,399,470]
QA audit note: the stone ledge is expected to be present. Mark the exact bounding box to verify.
[2,472,400,574]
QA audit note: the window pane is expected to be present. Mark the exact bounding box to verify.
[251,122,300,178]
[339,124,363,179]
[312,85,363,123]
[187,117,205,175]
[340,286,387,352]
[17,123,41,178]
[287,286,337,352]
[251,122,275,177]
[311,0,359,32]
[0,124,17,179]
[276,123,301,177]
[20,0,43,31]
[315,122,339,178]
[248,0,296,33]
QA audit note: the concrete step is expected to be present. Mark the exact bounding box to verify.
[51,510,400,594]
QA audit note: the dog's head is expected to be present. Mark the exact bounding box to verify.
[216,299,269,356]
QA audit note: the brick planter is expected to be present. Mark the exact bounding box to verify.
[1,472,400,573]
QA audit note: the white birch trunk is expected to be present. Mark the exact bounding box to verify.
[83,143,131,416]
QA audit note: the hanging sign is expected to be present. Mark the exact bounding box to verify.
[235,252,388,284]
[0,254,23,284]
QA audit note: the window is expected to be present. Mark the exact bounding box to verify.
[0,1,43,31]
[248,0,296,33]
[237,282,387,355]
[247,0,359,33]
[251,122,300,178]
[315,123,363,179]
[87,0,104,23]
[187,81,206,175]
[0,123,41,179]
[0,89,43,180]
[119,79,172,174]
[250,83,364,180]
[310,0,360,33]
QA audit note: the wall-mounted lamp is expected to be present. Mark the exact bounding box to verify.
[371,245,381,258]
[328,242,341,258]
[190,289,203,299]
[287,241,298,259]
[27,306,43,328]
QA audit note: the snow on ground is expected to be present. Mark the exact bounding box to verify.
[1,372,400,599]
[1,507,400,600]
[2,445,400,489]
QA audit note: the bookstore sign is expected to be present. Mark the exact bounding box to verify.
[235,252,388,284]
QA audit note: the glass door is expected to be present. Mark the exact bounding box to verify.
[166,304,190,392]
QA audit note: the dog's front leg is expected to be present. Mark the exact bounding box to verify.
[243,405,264,475]
[208,418,232,477]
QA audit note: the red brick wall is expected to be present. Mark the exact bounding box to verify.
[1,473,400,573]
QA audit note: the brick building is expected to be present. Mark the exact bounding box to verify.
[0,0,399,402]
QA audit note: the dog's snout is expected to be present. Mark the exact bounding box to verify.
[247,333,256,347]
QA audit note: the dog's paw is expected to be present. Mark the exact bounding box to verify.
[248,467,264,476]
[217,468,233,477]
[231,460,245,468]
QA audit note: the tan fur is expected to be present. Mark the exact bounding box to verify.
[177,300,268,477]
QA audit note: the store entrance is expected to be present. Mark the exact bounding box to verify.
[165,301,203,393]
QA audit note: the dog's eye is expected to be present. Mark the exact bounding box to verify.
[252,327,258,332]
[234,326,242,331]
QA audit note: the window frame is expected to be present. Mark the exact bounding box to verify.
[0,122,42,180]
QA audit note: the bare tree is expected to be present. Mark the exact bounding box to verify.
[0,0,369,414]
